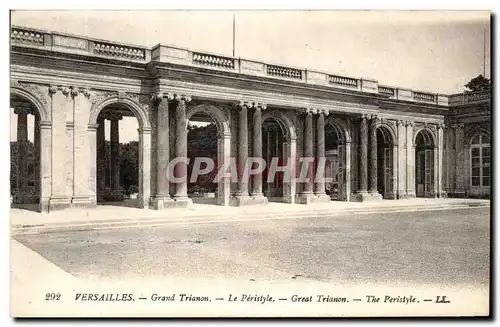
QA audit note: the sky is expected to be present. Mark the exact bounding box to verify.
[10,10,491,142]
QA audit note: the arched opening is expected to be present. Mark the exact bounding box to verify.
[469,133,490,197]
[262,117,287,202]
[324,122,345,201]
[10,93,42,212]
[96,105,140,208]
[415,129,435,198]
[376,126,394,199]
[187,111,219,205]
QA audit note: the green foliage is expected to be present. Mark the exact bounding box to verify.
[187,123,218,193]
[464,75,490,93]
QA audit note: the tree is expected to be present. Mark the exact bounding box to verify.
[464,75,490,93]
[120,141,139,195]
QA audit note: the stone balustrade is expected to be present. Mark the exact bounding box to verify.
[266,64,303,80]
[12,24,488,107]
[378,86,395,97]
[11,28,44,46]
[413,91,436,103]
[192,52,235,69]
[93,42,146,61]
[448,91,490,105]
[328,75,358,88]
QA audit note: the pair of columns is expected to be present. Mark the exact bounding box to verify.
[96,112,123,201]
[152,93,192,209]
[234,100,267,200]
[357,114,382,199]
[14,106,40,204]
[300,108,329,195]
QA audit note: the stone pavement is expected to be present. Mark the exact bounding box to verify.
[10,198,490,235]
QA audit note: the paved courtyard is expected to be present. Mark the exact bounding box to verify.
[13,207,490,288]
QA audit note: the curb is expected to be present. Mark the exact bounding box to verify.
[11,202,489,235]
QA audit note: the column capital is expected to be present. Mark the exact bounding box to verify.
[69,86,92,98]
[396,120,406,127]
[317,108,329,116]
[238,100,266,110]
[49,85,71,97]
[436,123,446,130]
[359,113,370,121]
[174,94,192,103]
[369,114,379,121]
[405,121,414,127]
[301,108,317,115]
[104,112,123,121]
[451,123,465,130]
[14,107,33,116]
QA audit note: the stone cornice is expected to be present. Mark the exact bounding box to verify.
[158,80,379,115]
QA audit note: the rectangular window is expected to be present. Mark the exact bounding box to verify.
[472,167,481,177]
[483,177,490,187]
[472,148,480,157]
[472,177,480,186]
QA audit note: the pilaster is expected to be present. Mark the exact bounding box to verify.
[454,123,466,196]
[404,121,416,198]
[70,87,93,207]
[48,85,71,211]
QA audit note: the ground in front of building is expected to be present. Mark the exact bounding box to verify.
[12,207,490,287]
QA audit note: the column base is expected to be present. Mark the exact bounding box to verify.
[250,193,268,205]
[71,196,94,209]
[150,196,188,210]
[230,195,266,206]
[295,193,331,205]
[48,196,70,211]
[171,195,192,207]
[401,192,416,199]
[352,191,383,202]
[439,191,448,199]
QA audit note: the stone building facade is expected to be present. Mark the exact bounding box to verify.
[10,26,491,212]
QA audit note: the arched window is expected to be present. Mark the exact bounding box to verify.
[470,133,490,189]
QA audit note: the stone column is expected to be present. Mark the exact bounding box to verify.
[14,107,30,204]
[296,108,317,204]
[151,92,174,209]
[235,101,250,200]
[454,123,465,196]
[344,140,351,202]
[437,124,445,198]
[250,103,266,201]
[48,86,70,210]
[173,94,191,203]
[109,113,122,201]
[355,114,369,201]
[34,115,40,201]
[96,116,106,201]
[314,109,329,202]
[369,115,379,195]
[405,121,416,198]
